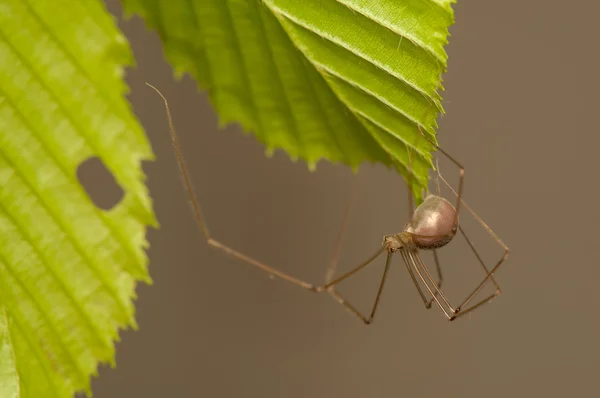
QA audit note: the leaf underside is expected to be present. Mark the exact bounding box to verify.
[0,1,156,397]
[125,0,455,199]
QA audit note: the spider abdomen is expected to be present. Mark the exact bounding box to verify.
[406,195,458,249]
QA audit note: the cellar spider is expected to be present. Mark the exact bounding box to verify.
[148,83,509,323]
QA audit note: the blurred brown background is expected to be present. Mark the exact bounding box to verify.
[86,1,600,397]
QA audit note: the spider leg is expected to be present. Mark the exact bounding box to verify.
[435,168,509,318]
[402,249,454,319]
[319,246,386,292]
[149,83,387,298]
[405,210,507,321]
[413,250,455,312]
[327,252,394,325]
[399,250,433,308]
[451,256,507,319]
[405,238,502,322]
[322,172,391,325]
[416,124,464,232]
[458,225,500,291]
[426,249,443,308]
[434,157,442,196]
[406,148,415,219]
[401,149,443,310]
[324,171,362,284]
[450,291,501,321]
[402,99,509,321]
[436,162,509,255]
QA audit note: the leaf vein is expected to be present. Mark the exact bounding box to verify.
[186,0,217,94]
[335,0,444,64]
[2,305,61,398]
[266,4,436,104]
[314,60,431,136]
[297,64,345,161]
[349,105,430,161]
[0,186,109,353]
[220,0,264,134]
[0,249,86,389]
[255,6,304,155]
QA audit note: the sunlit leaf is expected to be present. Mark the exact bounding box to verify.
[0,1,156,396]
[125,0,455,198]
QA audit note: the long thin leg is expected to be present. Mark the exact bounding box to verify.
[436,168,509,255]
[325,172,362,284]
[406,110,432,214]
[319,246,386,292]
[148,83,386,296]
[399,250,432,308]
[435,169,509,316]
[451,291,501,320]
[406,102,509,321]
[326,290,370,323]
[408,230,506,321]
[426,249,443,307]
[322,172,389,324]
[453,254,507,316]
[416,124,464,234]
[403,152,443,310]
[366,252,393,323]
[412,248,504,321]
[413,250,456,312]
[405,250,453,319]
[406,147,415,219]
[434,158,442,196]
[458,225,500,290]
[328,252,394,324]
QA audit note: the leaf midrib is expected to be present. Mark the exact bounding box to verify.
[253,4,304,155]
[221,0,263,133]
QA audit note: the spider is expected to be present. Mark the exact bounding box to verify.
[148,83,510,323]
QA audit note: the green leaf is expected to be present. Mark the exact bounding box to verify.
[0,306,18,398]
[0,1,156,397]
[124,0,455,198]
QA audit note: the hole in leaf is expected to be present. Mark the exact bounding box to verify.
[77,157,124,210]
